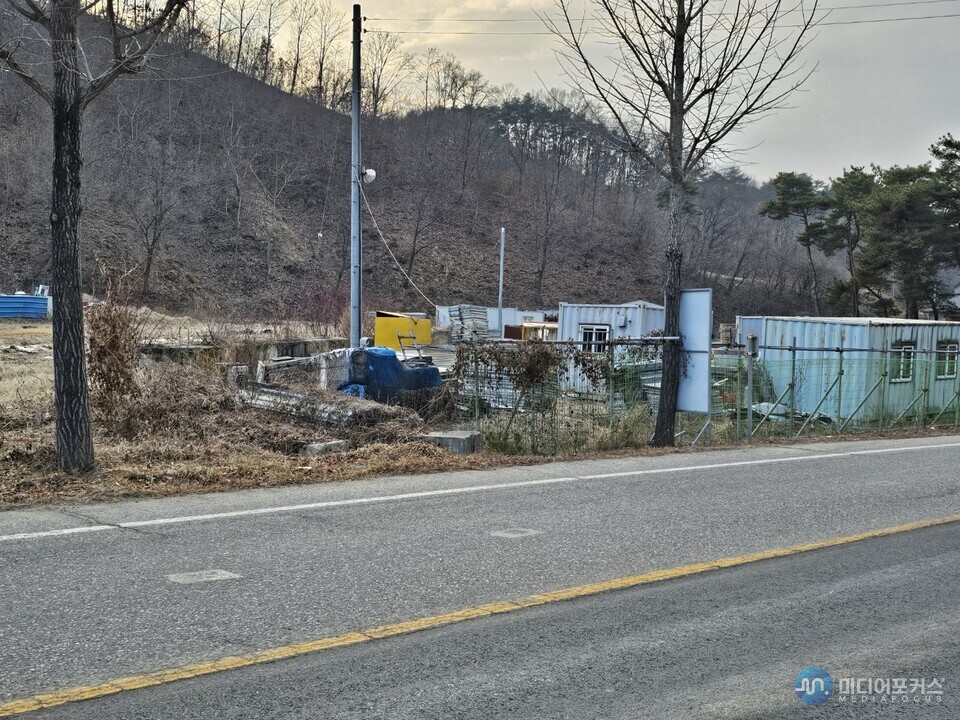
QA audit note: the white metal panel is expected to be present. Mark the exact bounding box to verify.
[677,288,713,414]
[558,300,664,342]
[736,316,764,347]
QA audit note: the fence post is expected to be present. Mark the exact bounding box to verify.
[473,345,481,434]
[878,354,887,430]
[608,343,616,449]
[789,338,797,437]
[530,393,537,454]
[746,346,755,441]
[920,356,931,427]
[836,341,844,432]
[955,369,960,427]
[735,355,742,441]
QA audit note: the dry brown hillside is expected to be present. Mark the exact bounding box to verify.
[0,17,820,322]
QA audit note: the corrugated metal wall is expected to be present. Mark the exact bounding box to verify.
[736,316,960,421]
[558,301,666,393]
[557,301,665,342]
[0,296,50,319]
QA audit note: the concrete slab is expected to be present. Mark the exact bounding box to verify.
[421,431,482,455]
[301,440,351,456]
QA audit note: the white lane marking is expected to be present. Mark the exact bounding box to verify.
[0,477,580,542]
[0,524,115,542]
[3,440,959,543]
[165,570,241,584]
[579,441,960,480]
[491,528,543,538]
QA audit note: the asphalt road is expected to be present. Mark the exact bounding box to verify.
[3,435,960,715]
[24,522,960,719]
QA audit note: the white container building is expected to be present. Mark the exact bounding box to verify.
[736,316,960,423]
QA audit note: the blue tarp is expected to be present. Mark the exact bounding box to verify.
[0,296,49,319]
[341,383,367,399]
[341,347,442,403]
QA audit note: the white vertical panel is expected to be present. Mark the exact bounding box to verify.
[677,288,713,414]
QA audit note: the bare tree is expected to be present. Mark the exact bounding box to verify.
[309,0,346,107]
[285,0,313,93]
[251,155,301,281]
[219,109,249,271]
[548,0,818,446]
[213,0,231,62]
[254,0,286,83]
[127,135,179,295]
[0,0,189,471]
[230,0,260,71]
[363,31,408,118]
[411,46,442,111]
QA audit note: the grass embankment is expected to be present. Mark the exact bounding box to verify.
[1,319,539,509]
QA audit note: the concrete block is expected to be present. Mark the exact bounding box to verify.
[421,430,482,455]
[301,440,351,456]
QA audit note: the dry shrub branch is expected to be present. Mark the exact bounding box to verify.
[86,269,157,415]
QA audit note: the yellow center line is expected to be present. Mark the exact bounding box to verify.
[3,512,959,717]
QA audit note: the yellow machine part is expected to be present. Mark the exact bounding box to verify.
[373,312,432,350]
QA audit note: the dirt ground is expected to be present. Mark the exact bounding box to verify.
[0,319,55,406]
[0,317,538,509]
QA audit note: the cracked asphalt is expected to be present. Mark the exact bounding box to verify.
[28,522,960,719]
[2,435,960,716]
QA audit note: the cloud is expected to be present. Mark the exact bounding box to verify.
[349,0,960,181]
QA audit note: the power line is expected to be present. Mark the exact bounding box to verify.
[367,0,960,35]
[820,8,960,19]
[368,0,960,22]
[357,176,439,311]
[368,11,960,34]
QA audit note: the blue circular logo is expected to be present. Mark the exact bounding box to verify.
[795,666,833,705]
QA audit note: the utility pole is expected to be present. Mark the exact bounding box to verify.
[497,226,505,336]
[349,3,362,348]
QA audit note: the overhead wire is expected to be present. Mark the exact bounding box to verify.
[367,0,960,34]
[356,173,440,311]
[368,13,960,34]
[368,0,960,21]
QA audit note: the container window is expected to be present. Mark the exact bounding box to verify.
[937,341,959,379]
[890,343,915,382]
[580,325,610,353]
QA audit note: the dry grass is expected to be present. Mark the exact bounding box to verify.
[0,317,518,510]
[0,346,540,509]
[0,436,533,509]
[0,320,55,406]
[141,309,342,346]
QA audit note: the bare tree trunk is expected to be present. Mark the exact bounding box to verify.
[905,297,919,320]
[406,227,420,277]
[50,0,94,471]
[216,0,226,63]
[143,249,154,295]
[266,229,272,281]
[651,0,687,448]
[534,265,546,307]
[847,244,860,317]
[653,187,683,447]
[805,242,822,315]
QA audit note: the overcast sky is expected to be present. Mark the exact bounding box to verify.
[335,0,959,184]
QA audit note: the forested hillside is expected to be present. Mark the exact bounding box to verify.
[5,3,948,322]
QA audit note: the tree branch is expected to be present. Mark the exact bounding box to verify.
[82,0,188,109]
[6,0,50,27]
[0,46,52,105]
